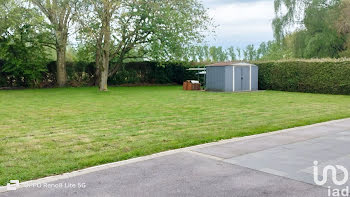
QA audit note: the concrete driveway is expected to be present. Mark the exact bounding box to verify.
[1,118,350,197]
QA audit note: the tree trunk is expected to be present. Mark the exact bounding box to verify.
[56,46,66,87]
[99,36,110,91]
[95,48,101,86]
[56,30,68,87]
[99,55,109,91]
[98,7,111,91]
[95,33,103,86]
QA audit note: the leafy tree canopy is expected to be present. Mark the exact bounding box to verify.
[272,0,349,59]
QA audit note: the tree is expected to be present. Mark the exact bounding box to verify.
[0,0,20,36]
[260,40,293,60]
[273,0,313,43]
[257,42,267,59]
[196,46,205,62]
[181,47,190,62]
[203,45,210,62]
[236,48,241,60]
[272,0,345,59]
[335,0,350,35]
[0,0,50,87]
[209,46,219,62]
[242,45,256,61]
[216,46,227,62]
[81,0,120,91]
[189,46,198,62]
[335,0,350,57]
[227,47,236,61]
[30,0,79,87]
[79,0,211,91]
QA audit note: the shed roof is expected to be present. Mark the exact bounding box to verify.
[206,62,255,67]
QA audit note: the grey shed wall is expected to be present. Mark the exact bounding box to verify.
[206,64,258,92]
[251,66,258,91]
[206,66,227,91]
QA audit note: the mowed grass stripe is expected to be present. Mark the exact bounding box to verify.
[1,86,350,185]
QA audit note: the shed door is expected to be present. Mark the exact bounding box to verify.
[241,66,250,91]
[234,67,242,91]
[234,66,250,91]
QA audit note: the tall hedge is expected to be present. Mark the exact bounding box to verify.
[256,60,350,95]
[108,61,200,85]
[5,59,349,95]
[0,61,202,88]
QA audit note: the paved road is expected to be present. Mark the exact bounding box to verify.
[2,119,350,197]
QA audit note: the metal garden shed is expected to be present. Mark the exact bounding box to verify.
[205,62,258,92]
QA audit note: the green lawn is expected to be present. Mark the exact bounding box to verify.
[1,86,350,185]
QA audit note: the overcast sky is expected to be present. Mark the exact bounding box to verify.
[201,0,275,49]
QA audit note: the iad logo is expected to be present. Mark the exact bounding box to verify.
[6,180,19,191]
[313,161,349,197]
[314,161,349,186]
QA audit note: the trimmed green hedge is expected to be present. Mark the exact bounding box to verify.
[256,60,350,95]
[3,58,349,95]
[109,61,202,85]
[0,61,203,88]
